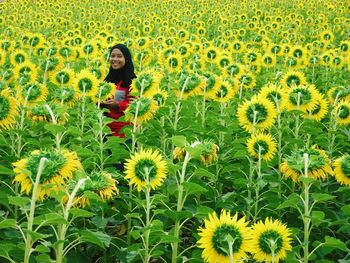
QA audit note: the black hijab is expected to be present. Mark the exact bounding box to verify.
[104,44,137,87]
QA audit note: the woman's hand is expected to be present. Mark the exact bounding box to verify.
[102,99,119,110]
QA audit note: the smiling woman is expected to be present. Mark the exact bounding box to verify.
[101,44,137,137]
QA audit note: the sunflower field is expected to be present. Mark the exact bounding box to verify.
[0,0,350,262]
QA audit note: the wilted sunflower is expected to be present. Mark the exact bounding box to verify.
[0,89,18,129]
[124,148,168,192]
[173,147,186,161]
[333,155,350,186]
[12,149,81,200]
[280,146,333,182]
[285,84,321,112]
[73,69,99,98]
[197,210,252,263]
[247,133,277,161]
[280,70,306,89]
[125,97,158,123]
[199,141,219,166]
[237,95,277,133]
[251,218,292,263]
[64,171,119,208]
[334,100,350,125]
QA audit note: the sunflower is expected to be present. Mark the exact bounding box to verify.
[334,100,350,125]
[64,171,119,207]
[130,69,162,96]
[41,56,64,77]
[27,103,68,124]
[259,83,287,111]
[280,146,333,182]
[152,89,168,107]
[81,41,99,59]
[285,84,321,112]
[327,86,350,105]
[0,89,18,129]
[124,148,168,192]
[18,82,48,106]
[173,147,186,161]
[73,69,99,98]
[261,53,277,68]
[52,68,75,87]
[304,96,329,121]
[225,63,246,77]
[280,70,307,89]
[237,95,277,133]
[164,53,183,72]
[13,61,38,85]
[12,149,81,200]
[237,71,256,90]
[247,133,277,161]
[52,86,77,106]
[251,218,292,263]
[199,141,219,166]
[197,210,251,263]
[125,97,158,123]
[208,79,237,103]
[94,81,115,103]
[333,155,350,186]
[175,72,206,99]
[9,49,28,65]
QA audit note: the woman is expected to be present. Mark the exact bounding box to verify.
[102,44,136,137]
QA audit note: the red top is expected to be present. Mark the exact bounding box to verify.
[106,81,131,137]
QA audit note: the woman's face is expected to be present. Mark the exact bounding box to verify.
[109,48,126,70]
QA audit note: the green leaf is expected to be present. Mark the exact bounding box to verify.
[183,182,207,196]
[34,245,50,253]
[324,236,348,252]
[0,243,16,259]
[79,230,110,249]
[276,193,300,209]
[25,230,51,243]
[311,211,325,226]
[311,193,335,202]
[0,165,14,176]
[44,123,65,135]
[0,219,16,229]
[300,177,319,184]
[194,168,215,179]
[158,234,180,243]
[8,196,30,208]
[341,205,350,215]
[171,135,187,147]
[70,208,95,220]
[33,213,67,226]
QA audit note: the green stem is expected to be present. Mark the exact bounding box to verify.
[172,152,190,263]
[303,153,310,263]
[24,157,47,263]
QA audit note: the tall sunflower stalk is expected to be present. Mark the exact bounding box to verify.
[142,168,152,263]
[327,93,340,158]
[127,79,145,245]
[93,110,108,171]
[247,111,258,212]
[23,157,47,263]
[294,91,302,141]
[55,178,87,263]
[172,76,190,132]
[253,145,263,222]
[45,104,65,152]
[302,153,311,263]
[171,151,191,263]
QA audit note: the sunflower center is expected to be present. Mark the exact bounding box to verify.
[207,50,216,60]
[338,105,350,119]
[264,56,273,64]
[180,76,201,93]
[289,88,312,106]
[286,75,301,86]
[254,140,269,155]
[258,230,283,254]
[240,75,252,85]
[134,159,158,181]
[293,49,303,58]
[56,72,70,84]
[247,52,257,62]
[168,57,179,68]
[0,96,10,120]
[23,84,42,101]
[27,152,66,182]
[211,224,243,256]
[78,78,93,92]
[216,85,228,98]
[267,91,282,104]
[83,44,94,54]
[220,58,230,67]
[246,103,268,124]
[227,64,240,75]
[15,54,25,63]
[341,156,350,178]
